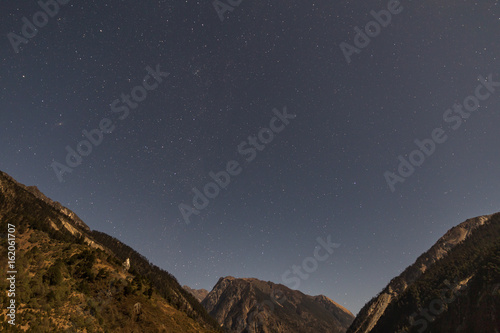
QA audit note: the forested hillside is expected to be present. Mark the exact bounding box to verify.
[0,170,221,332]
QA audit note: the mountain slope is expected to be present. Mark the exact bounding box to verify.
[202,276,354,333]
[184,285,209,302]
[0,170,221,332]
[347,213,500,333]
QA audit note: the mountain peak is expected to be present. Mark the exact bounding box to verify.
[202,276,354,332]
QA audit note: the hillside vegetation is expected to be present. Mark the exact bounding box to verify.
[0,170,221,332]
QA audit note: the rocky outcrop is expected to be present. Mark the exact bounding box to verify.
[25,185,89,231]
[202,276,354,333]
[347,214,493,333]
[0,170,102,249]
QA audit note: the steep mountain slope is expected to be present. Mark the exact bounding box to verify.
[202,276,354,333]
[0,170,221,332]
[347,213,500,333]
[89,230,220,329]
[184,285,209,302]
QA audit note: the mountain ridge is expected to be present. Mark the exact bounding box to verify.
[0,171,89,232]
[0,169,222,332]
[347,213,498,333]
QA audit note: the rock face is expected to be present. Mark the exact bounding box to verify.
[347,214,495,333]
[0,171,105,251]
[123,258,131,271]
[202,276,354,333]
[184,285,209,302]
[25,184,90,231]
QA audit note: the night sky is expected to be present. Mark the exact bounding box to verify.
[1,0,499,314]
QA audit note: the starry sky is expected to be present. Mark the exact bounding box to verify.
[1,0,499,314]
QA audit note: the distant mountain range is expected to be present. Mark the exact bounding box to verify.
[1,169,498,332]
[183,285,209,303]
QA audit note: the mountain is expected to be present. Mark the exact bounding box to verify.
[2,168,498,332]
[347,213,500,333]
[201,276,354,333]
[184,285,209,302]
[0,170,221,332]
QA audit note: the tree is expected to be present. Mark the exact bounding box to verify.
[44,261,64,286]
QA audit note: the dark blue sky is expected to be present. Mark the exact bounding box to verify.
[1,0,499,314]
